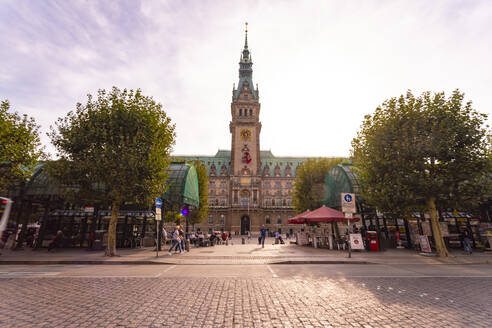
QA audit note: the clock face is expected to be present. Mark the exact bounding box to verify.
[240,129,252,141]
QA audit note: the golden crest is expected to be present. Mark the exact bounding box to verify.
[240,129,252,141]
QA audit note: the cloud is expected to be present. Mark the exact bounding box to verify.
[0,0,491,158]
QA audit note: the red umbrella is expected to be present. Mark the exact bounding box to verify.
[287,209,311,224]
[299,205,359,224]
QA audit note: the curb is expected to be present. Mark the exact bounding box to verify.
[0,260,173,265]
[1,259,491,266]
[271,260,373,265]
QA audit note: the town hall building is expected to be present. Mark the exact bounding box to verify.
[180,27,316,235]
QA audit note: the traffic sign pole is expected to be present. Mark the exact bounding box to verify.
[155,198,162,258]
[341,193,356,259]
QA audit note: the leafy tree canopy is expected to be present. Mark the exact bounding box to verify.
[0,100,44,194]
[292,157,344,213]
[49,87,176,255]
[351,90,491,256]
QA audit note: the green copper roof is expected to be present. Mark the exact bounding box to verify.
[177,150,319,178]
[323,164,362,210]
[162,163,199,209]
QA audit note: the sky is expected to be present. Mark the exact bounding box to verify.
[1,0,491,158]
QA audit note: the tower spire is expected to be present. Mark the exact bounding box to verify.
[244,22,248,50]
[241,22,251,62]
[233,22,257,101]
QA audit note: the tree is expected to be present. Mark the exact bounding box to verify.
[352,90,491,257]
[0,100,44,194]
[187,160,209,226]
[50,87,176,256]
[292,158,344,213]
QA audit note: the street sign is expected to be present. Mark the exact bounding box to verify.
[418,235,432,253]
[344,212,353,219]
[341,193,356,213]
[155,207,162,221]
[155,197,162,209]
[350,234,365,250]
[84,206,94,213]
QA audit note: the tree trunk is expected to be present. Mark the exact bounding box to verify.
[105,200,120,257]
[427,196,450,257]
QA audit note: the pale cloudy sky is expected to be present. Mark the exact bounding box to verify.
[1,0,491,158]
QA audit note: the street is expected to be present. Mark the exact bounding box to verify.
[1,263,491,327]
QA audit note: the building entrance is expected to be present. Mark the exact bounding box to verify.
[241,215,250,235]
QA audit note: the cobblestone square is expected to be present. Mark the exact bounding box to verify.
[1,272,490,327]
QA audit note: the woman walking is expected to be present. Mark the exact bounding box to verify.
[168,226,183,255]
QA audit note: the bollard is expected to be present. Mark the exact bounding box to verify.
[185,239,190,252]
[242,237,245,244]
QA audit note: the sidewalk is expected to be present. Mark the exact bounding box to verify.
[1,237,491,265]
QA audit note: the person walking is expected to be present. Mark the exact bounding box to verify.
[178,226,186,252]
[168,226,183,255]
[162,227,168,246]
[260,225,268,248]
[462,229,472,255]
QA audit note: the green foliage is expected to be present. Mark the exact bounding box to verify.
[292,157,344,213]
[351,89,491,215]
[49,87,176,206]
[0,100,44,194]
[187,160,209,225]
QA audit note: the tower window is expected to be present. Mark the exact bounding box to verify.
[244,94,248,100]
[249,109,253,116]
[239,109,242,116]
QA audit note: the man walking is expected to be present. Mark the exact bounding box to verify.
[260,225,267,248]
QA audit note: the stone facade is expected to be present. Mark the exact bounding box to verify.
[180,29,317,235]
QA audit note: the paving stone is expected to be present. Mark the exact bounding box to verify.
[0,276,490,327]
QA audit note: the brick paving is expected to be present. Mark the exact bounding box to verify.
[0,276,490,327]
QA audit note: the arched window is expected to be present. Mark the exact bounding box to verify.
[210,163,217,176]
[285,165,292,177]
[274,165,281,177]
[220,164,228,176]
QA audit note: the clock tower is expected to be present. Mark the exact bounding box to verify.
[230,23,261,177]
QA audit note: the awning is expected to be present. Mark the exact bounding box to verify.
[288,205,359,224]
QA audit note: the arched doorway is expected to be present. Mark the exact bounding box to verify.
[241,215,250,235]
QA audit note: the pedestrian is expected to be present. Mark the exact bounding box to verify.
[247,231,251,240]
[260,225,267,248]
[162,227,168,245]
[168,226,183,255]
[179,226,186,252]
[462,229,472,255]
